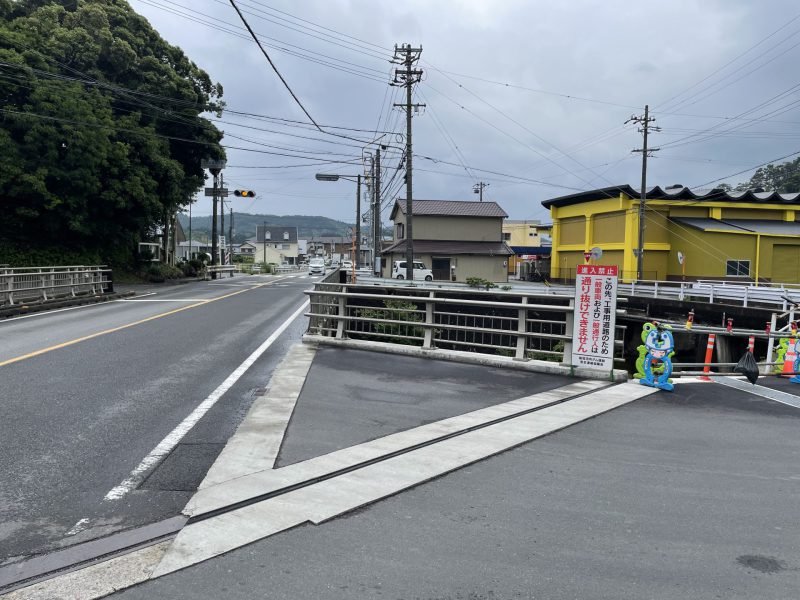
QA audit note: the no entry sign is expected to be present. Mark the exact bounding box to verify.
[572,264,618,371]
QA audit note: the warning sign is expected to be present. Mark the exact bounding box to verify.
[572,264,618,371]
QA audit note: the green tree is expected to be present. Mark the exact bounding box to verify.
[0,0,225,266]
[724,157,800,194]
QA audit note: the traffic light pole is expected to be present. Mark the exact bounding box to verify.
[211,171,219,279]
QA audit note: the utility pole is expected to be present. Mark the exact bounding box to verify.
[211,171,219,277]
[262,220,267,267]
[374,147,381,275]
[473,181,489,202]
[355,174,361,269]
[626,105,660,281]
[188,201,192,262]
[220,173,225,265]
[392,43,423,281]
[202,158,226,277]
[229,207,233,266]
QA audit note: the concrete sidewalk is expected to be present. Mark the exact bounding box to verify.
[5,343,799,599]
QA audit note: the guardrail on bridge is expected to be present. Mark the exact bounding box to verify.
[305,280,625,364]
[0,265,112,307]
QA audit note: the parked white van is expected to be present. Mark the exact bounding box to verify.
[392,260,433,281]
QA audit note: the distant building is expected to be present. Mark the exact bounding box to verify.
[543,184,800,282]
[502,220,552,277]
[252,225,299,265]
[382,199,513,282]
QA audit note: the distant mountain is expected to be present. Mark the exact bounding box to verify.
[178,213,354,243]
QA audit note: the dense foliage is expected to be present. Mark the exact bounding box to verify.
[721,157,800,193]
[0,0,225,265]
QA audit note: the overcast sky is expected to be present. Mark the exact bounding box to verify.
[131,0,800,224]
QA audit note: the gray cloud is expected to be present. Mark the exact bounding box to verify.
[131,0,800,223]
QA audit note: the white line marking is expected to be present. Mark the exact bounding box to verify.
[0,293,158,324]
[712,376,800,409]
[118,299,212,302]
[103,299,310,501]
[65,517,91,536]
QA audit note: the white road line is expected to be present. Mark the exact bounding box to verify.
[65,517,90,536]
[712,376,800,409]
[0,293,158,324]
[103,299,310,501]
[118,299,212,302]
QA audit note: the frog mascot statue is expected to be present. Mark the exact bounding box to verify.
[635,322,675,392]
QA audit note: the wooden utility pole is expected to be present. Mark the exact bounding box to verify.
[355,174,361,269]
[392,43,424,281]
[373,147,381,275]
[474,181,489,202]
[626,105,659,281]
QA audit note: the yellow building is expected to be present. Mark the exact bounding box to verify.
[542,184,800,283]
[502,220,552,276]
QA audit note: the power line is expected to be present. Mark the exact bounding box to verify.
[228,0,320,129]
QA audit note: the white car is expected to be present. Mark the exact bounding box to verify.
[341,260,353,270]
[308,258,326,275]
[392,260,433,281]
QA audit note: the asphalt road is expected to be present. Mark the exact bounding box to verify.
[276,346,573,467]
[115,380,800,600]
[0,273,315,564]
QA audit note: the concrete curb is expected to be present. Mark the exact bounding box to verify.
[0,291,135,320]
[302,334,628,382]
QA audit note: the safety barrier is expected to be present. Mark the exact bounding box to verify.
[206,265,236,278]
[0,266,112,307]
[305,281,626,364]
[620,279,800,310]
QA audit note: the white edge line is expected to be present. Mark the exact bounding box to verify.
[0,292,158,324]
[65,517,91,536]
[103,299,310,501]
[118,299,213,302]
[712,376,800,409]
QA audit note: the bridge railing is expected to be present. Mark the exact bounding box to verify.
[305,282,625,363]
[620,279,800,310]
[0,266,112,307]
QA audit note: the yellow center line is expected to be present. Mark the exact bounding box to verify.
[0,280,280,368]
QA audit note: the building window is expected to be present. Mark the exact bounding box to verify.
[282,244,289,250]
[502,232,511,241]
[529,232,538,236]
[396,223,405,239]
[265,231,271,240]
[283,231,289,240]
[726,259,750,277]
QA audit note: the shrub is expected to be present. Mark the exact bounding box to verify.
[145,263,184,283]
[466,277,497,290]
[355,298,424,344]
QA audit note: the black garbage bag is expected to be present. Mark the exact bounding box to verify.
[734,351,759,385]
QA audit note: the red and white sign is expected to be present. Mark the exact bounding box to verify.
[572,264,618,371]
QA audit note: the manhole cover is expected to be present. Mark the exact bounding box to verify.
[736,555,786,573]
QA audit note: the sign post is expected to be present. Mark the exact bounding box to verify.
[572,264,619,372]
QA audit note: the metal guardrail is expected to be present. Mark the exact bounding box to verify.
[206,265,236,278]
[619,279,800,310]
[0,266,112,307]
[305,282,625,363]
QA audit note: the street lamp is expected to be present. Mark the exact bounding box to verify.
[315,173,363,277]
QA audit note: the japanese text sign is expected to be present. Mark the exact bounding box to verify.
[572,264,618,371]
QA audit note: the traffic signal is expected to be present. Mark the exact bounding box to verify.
[234,190,256,197]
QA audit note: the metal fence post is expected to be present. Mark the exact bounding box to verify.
[765,312,777,375]
[562,300,574,365]
[515,296,528,360]
[423,291,435,348]
[336,291,347,339]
